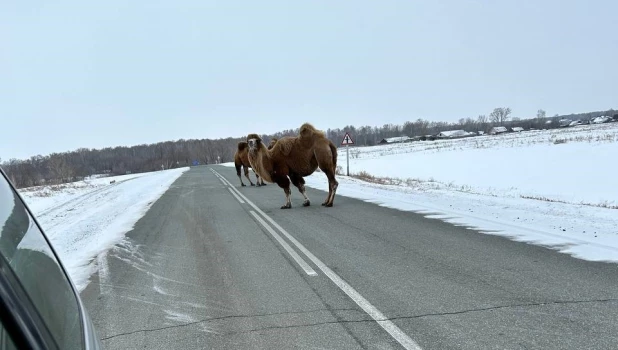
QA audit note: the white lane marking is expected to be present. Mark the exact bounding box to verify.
[249,211,318,276]
[228,188,245,203]
[213,169,422,350]
[211,169,227,183]
[97,252,112,295]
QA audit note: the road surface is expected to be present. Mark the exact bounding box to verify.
[81,165,618,349]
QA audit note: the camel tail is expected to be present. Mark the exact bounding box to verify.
[237,141,248,152]
[329,140,338,169]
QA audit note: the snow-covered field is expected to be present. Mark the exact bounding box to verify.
[229,123,618,263]
[341,123,618,207]
[18,168,189,291]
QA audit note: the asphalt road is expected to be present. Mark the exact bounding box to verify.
[81,165,618,349]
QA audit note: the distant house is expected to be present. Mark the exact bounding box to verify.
[489,126,508,135]
[437,130,471,138]
[477,131,485,135]
[591,116,611,124]
[379,136,412,144]
[511,127,524,132]
[559,119,572,127]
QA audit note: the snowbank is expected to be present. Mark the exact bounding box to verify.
[19,168,189,291]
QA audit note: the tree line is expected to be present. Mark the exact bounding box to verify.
[1,107,615,189]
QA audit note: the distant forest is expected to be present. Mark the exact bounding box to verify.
[2,107,616,189]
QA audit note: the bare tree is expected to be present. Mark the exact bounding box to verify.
[415,118,429,136]
[489,107,511,126]
[476,114,488,132]
[536,109,546,127]
[48,155,73,183]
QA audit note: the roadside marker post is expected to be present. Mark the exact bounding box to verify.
[341,132,354,176]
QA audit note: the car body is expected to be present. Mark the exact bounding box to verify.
[0,167,102,350]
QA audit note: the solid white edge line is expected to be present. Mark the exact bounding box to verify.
[249,211,318,276]
[213,169,422,350]
[228,188,245,203]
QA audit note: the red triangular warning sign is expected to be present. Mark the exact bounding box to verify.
[341,132,354,145]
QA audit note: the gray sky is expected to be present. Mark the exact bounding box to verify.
[2,0,616,160]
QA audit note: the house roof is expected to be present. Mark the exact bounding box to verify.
[381,136,411,143]
[491,126,508,132]
[512,127,524,132]
[437,130,468,137]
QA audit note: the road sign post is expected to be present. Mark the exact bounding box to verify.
[346,144,349,176]
[341,132,354,176]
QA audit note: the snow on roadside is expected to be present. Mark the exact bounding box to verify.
[304,174,618,263]
[18,168,189,291]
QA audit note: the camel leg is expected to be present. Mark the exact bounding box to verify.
[253,169,265,187]
[244,166,255,186]
[236,163,246,186]
[275,175,292,209]
[315,144,338,207]
[327,176,339,207]
[290,173,310,207]
[320,166,339,207]
[258,171,266,186]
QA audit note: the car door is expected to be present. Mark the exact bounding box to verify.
[0,168,101,350]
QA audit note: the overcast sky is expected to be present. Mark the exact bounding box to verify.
[1,0,616,160]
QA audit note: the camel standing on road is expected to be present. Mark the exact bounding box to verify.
[234,142,265,187]
[246,123,338,209]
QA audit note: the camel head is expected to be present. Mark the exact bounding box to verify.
[246,133,263,152]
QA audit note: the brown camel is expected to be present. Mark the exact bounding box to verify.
[247,123,338,209]
[234,142,265,187]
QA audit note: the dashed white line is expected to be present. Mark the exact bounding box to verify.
[228,188,245,203]
[249,211,317,276]
[212,169,422,350]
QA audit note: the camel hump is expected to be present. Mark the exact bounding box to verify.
[299,123,325,139]
[238,141,248,151]
[268,137,278,150]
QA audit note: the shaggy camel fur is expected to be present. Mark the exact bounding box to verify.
[267,137,278,150]
[234,142,265,187]
[247,123,338,209]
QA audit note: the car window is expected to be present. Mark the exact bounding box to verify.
[0,175,83,349]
